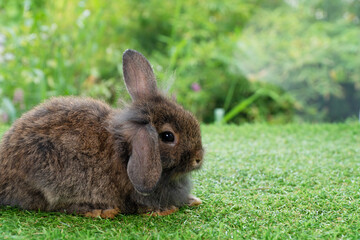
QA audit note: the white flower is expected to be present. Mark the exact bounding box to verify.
[4,53,14,61]
[77,9,91,28]
[0,34,5,44]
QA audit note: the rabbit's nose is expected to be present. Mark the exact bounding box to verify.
[191,158,202,168]
[191,150,203,168]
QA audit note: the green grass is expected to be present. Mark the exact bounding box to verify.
[0,123,359,239]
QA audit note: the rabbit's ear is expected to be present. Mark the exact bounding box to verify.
[127,124,162,195]
[123,49,157,101]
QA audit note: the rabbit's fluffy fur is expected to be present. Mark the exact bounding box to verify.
[0,50,203,217]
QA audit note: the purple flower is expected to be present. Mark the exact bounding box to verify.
[13,88,25,110]
[0,112,8,123]
[191,83,201,92]
[13,88,24,104]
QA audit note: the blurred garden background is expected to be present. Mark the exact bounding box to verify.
[0,0,359,124]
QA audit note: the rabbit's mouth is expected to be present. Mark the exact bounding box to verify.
[165,159,203,179]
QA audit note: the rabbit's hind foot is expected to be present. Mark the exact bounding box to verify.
[142,206,179,216]
[84,208,120,219]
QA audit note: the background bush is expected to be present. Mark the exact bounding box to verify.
[0,0,358,124]
[236,0,360,122]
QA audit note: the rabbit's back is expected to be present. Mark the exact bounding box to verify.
[0,97,124,211]
[0,97,113,166]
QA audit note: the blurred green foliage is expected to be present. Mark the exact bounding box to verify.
[237,0,360,122]
[0,0,296,124]
[0,0,357,124]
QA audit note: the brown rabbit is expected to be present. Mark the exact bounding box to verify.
[0,49,203,218]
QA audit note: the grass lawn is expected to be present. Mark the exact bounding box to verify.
[0,123,359,239]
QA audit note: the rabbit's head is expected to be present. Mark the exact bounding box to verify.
[111,50,203,195]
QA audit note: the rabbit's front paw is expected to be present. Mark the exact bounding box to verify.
[188,194,202,207]
[84,208,120,219]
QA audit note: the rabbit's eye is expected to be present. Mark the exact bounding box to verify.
[159,131,175,143]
